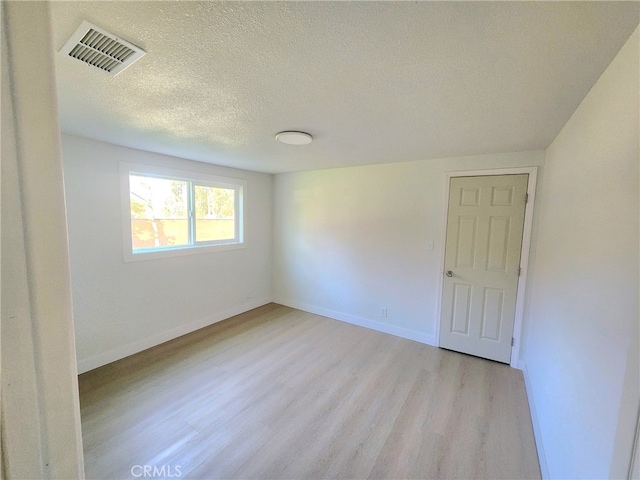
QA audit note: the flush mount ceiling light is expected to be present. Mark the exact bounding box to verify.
[275,131,313,145]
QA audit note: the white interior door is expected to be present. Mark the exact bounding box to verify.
[439,174,528,363]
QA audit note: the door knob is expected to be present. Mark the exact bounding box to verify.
[445,271,453,277]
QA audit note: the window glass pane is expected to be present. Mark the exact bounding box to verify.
[194,185,235,242]
[129,175,189,249]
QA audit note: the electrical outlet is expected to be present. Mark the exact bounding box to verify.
[380,307,387,318]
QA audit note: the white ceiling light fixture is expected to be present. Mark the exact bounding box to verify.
[275,131,313,145]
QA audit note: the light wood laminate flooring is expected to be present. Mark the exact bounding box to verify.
[79,304,541,479]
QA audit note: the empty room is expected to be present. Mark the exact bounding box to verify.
[2,1,639,479]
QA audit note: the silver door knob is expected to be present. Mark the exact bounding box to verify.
[445,271,453,277]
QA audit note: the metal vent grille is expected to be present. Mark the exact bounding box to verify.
[59,21,145,76]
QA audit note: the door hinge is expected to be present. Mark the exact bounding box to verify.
[511,337,515,346]
[518,267,521,276]
[525,193,529,204]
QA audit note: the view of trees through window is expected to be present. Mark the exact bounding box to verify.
[194,185,235,243]
[129,174,236,250]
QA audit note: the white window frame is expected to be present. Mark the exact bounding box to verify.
[120,162,246,262]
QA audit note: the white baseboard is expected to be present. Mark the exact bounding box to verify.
[77,297,272,374]
[520,359,550,480]
[275,298,436,347]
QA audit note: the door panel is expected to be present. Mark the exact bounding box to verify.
[451,283,472,334]
[455,216,477,267]
[480,287,504,340]
[439,175,528,363]
[486,216,510,271]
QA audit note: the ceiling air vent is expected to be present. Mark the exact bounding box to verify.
[59,20,146,76]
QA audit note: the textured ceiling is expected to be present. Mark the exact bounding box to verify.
[51,2,639,174]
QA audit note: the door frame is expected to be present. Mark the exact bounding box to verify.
[435,167,538,368]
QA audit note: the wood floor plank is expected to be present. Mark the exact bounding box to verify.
[79,303,541,480]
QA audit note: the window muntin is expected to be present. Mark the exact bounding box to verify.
[121,162,245,261]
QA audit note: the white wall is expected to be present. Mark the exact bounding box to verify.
[522,27,639,479]
[273,151,544,344]
[1,2,84,477]
[61,134,273,373]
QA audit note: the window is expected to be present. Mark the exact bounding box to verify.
[120,162,245,261]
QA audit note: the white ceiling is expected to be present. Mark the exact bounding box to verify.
[51,2,639,174]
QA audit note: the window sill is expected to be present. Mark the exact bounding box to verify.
[123,241,246,263]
